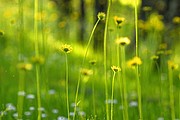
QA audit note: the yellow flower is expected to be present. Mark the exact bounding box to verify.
[60,44,73,54]
[151,55,159,61]
[116,37,131,46]
[111,66,121,72]
[89,60,96,65]
[80,68,93,83]
[17,63,32,71]
[114,16,125,28]
[0,30,4,36]
[172,16,180,24]
[80,68,93,76]
[127,56,142,68]
[142,6,152,12]
[31,56,45,64]
[97,12,106,21]
[168,60,179,70]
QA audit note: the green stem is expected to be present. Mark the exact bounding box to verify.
[168,67,175,120]
[17,71,25,119]
[136,66,143,120]
[65,54,70,120]
[82,19,100,64]
[121,46,128,120]
[104,0,112,120]
[134,0,139,56]
[18,0,24,62]
[36,64,41,120]
[34,0,41,119]
[73,16,100,120]
[134,1,143,119]
[111,72,116,120]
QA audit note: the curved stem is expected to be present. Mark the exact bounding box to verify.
[73,17,100,120]
[104,0,112,120]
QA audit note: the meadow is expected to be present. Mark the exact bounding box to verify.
[0,0,180,120]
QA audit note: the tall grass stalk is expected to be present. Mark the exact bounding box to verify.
[73,15,101,120]
[168,64,175,120]
[17,0,25,119]
[17,71,25,119]
[120,46,129,120]
[134,1,143,119]
[154,60,164,117]
[103,0,112,120]
[65,54,70,120]
[34,0,41,119]
[110,71,116,120]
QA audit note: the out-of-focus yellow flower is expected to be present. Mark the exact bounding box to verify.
[116,37,131,46]
[17,63,32,71]
[89,60,96,65]
[35,12,46,21]
[0,30,4,36]
[81,68,93,83]
[172,16,180,24]
[142,6,152,12]
[114,16,125,28]
[31,56,45,65]
[151,55,159,61]
[58,21,67,28]
[168,60,179,70]
[127,56,142,68]
[145,13,164,31]
[111,66,121,72]
[81,68,93,76]
[138,20,146,30]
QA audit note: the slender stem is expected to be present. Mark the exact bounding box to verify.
[18,0,24,62]
[36,64,41,120]
[134,1,143,119]
[111,72,116,120]
[121,46,128,120]
[65,54,70,120]
[136,66,143,120]
[92,68,96,118]
[17,71,25,119]
[82,19,100,64]
[73,16,100,120]
[134,0,139,56]
[168,67,175,120]
[155,61,163,117]
[34,0,41,119]
[104,0,112,120]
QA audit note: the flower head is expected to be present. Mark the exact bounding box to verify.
[142,6,152,12]
[127,56,142,68]
[60,44,73,54]
[97,12,106,21]
[0,30,4,36]
[81,68,93,76]
[168,60,179,70]
[31,55,45,64]
[89,60,96,65]
[116,37,131,46]
[151,55,159,61]
[172,16,180,24]
[17,63,32,71]
[111,66,121,72]
[114,16,125,28]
